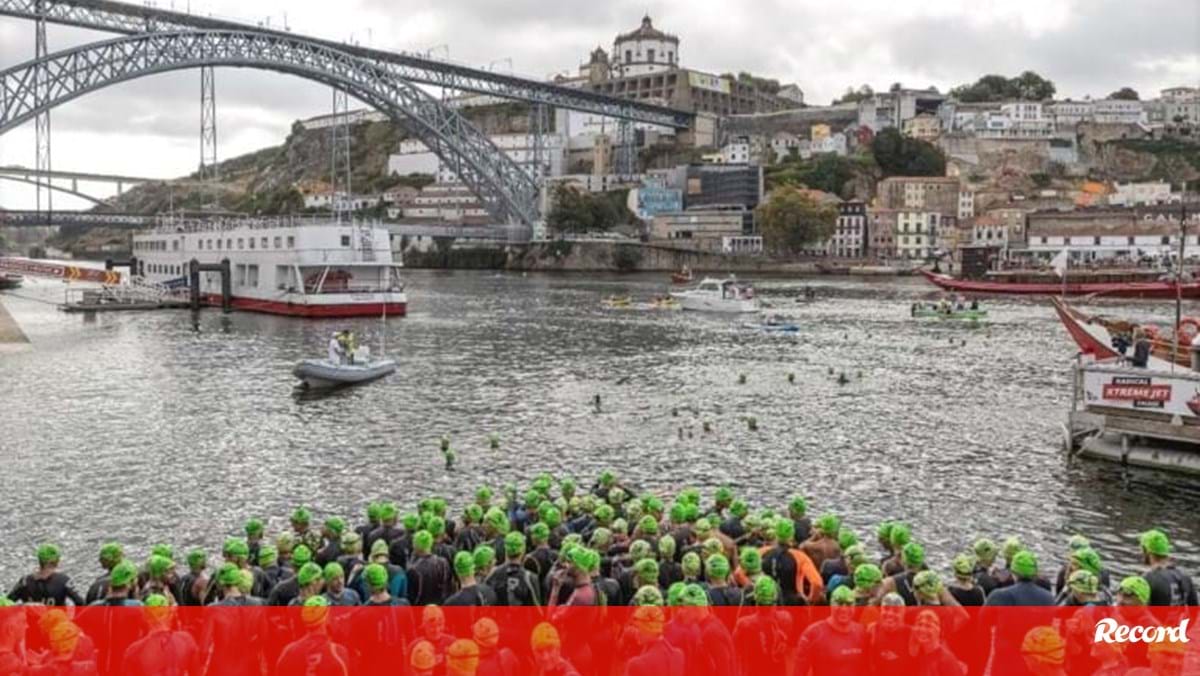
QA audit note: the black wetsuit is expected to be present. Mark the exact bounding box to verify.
[366,524,403,553]
[176,571,204,607]
[7,572,84,606]
[388,533,412,569]
[792,517,812,544]
[315,540,341,568]
[86,573,111,605]
[453,525,485,553]
[762,545,806,606]
[1144,565,1198,608]
[973,565,1000,597]
[256,563,285,599]
[405,552,452,606]
[707,585,743,607]
[719,516,745,541]
[485,561,542,606]
[948,584,986,607]
[355,521,379,549]
[433,541,458,568]
[266,575,300,607]
[890,571,919,607]
[820,557,848,586]
[525,546,557,598]
[445,583,498,606]
[659,560,684,589]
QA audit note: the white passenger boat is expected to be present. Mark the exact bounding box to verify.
[133,216,406,318]
[671,277,759,313]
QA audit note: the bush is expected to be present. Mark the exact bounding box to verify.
[612,244,643,273]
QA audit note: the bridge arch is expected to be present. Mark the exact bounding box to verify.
[0,30,539,228]
[0,175,110,206]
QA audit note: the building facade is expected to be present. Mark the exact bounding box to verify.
[877,176,962,215]
[611,16,679,77]
[828,201,867,258]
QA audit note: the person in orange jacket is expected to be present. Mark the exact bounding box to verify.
[760,519,825,605]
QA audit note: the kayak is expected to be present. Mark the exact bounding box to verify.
[912,308,988,321]
[743,321,800,333]
[293,359,397,389]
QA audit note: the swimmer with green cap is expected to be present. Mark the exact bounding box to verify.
[85,543,125,604]
[632,585,664,606]
[1139,528,1197,606]
[473,545,497,580]
[705,554,741,606]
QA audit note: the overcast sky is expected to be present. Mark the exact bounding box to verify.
[0,0,1196,209]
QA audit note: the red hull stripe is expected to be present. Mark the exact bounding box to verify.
[200,294,407,318]
[920,270,1200,298]
[1051,299,1120,359]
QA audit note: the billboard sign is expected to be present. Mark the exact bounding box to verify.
[688,72,731,94]
[634,186,683,220]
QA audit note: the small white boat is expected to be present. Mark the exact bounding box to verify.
[744,314,799,333]
[671,277,759,313]
[294,358,397,389]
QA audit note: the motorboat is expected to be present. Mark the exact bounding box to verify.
[744,313,799,333]
[671,266,694,284]
[293,345,396,390]
[671,277,759,313]
[0,272,24,290]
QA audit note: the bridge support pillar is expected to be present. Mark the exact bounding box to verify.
[34,2,52,225]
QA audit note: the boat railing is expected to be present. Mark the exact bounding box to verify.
[145,214,386,235]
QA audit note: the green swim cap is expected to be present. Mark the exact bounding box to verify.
[830,585,855,606]
[657,535,676,559]
[259,545,278,567]
[637,515,659,536]
[788,495,807,517]
[427,516,446,537]
[473,545,496,571]
[1119,576,1150,605]
[702,538,722,558]
[504,531,526,557]
[890,524,912,549]
[529,522,550,544]
[217,562,241,587]
[633,585,664,606]
[292,545,313,566]
[589,528,612,549]
[301,595,329,626]
[634,558,659,585]
[706,554,730,580]
[876,521,894,541]
[598,469,616,487]
[667,582,687,607]
[324,517,346,536]
[110,560,137,588]
[592,505,613,526]
[291,507,312,525]
[1071,548,1102,577]
[370,539,389,559]
[186,549,207,570]
[543,508,562,529]
[476,486,493,503]
[1140,529,1171,557]
[379,503,398,521]
[815,513,841,537]
[560,478,576,497]
[297,562,323,586]
[366,502,382,522]
[237,570,253,594]
[838,528,859,550]
[740,547,762,575]
[275,534,295,551]
[753,576,778,605]
[855,563,883,589]
[669,502,687,524]
[402,513,420,532]
[364,563,388,591]
[147,554,173,579]
[644,496,664,515]
[99,543,124,568]
[454,551,475,578]
[0,597,13,607]
[225,539,249,560]
[608,488,627,507]
[913,570,943,597]
[681,552,701,578]
[485,508,508,533]
[974,538,998,562]
[683,504,700,522]
[1010,550,1038,579]
[682,583,708,607]
[151,544,174,561]
[36,543,61,565]
[629,539,652,562]
[730,500,748,518]
[775,518,795,544]
[244,518,264,536]
[413,531,433,553]
[679,488,700,506]
[901,542,925,569]
[1067,534,1090,551]
[323,562,344,584]
[1068,570,1098,595]
[844,544,869,567]
[340,532,361,551]
[611,518,628,536]
[1001,536,1023,561]
[715,486,733,504]
[695,518,713,536]
[144,593,168,608]
[952,553,976,577]
[465,504,484,525]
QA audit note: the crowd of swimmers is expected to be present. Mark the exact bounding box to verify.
[1,472,1196,675]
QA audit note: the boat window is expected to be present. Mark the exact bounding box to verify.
[235,264,246,287]
[249,238,255,250]
[276,265,291,291]
[237,238,244,250]
[247,265,259,288]
[341,235,351,247]
[287,236,295,248]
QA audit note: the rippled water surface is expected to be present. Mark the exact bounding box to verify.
[2,270,1199,584]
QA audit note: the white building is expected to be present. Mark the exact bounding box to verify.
[401,184,488,222]
[975,102,1055,139]
[388,132,568,185]
[770,132,801,161]
[1110,181,1177,207]
[828,201,867,258]
[971,216,1008,248]
[1092,99,1145,125]
[719,136,752,164]
[777,84,805,106]
[807,133,847,158]
[895,211,944,259]
[611,15,679,77]
[1162,87,1199,103]
[958,189,976,220]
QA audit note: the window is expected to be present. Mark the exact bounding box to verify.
[227,239,232,250]
[197,240,203,251]
[625,50,632,64]
[1041,237,1048,244]
[287,236,295,249]
[276,265,291,291]
[235,264,247,287]
[668,51,674,64]
[237,238,244,249]
[261,237,268,249]
[274,237,282,249]
[1162,236,1171,245]
[1094,237,1101,245]
[216,239,222,250]
[172,240,179,251]
[249,238,255,250]
[647,49,655,63]
[247,265,259,288]
[341,235,351,247]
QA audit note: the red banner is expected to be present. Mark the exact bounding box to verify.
[0,257,120,285]
[0,606,1194,675]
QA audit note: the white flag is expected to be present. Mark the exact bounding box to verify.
[1051,248,1069,278]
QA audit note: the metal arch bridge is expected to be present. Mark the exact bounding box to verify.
[0,29,545,229]
[0,166,167,205]
[0,0,693,130]
[0,173,107,205]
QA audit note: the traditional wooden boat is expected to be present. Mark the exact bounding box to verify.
[1051,297,1192,369]
[921,269,1200,299]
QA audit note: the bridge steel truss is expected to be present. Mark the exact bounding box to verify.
[0,0,693,130]
[0,30,543,228]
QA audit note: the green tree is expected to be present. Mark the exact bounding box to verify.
[1109,87,1139,101]
[755,186,838,256]
[547,184,632,234]
[950,72,1055,102]
[871,128,946,177]
[834,85,874,105]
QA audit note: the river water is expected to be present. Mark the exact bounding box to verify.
[2,270,1198,586]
